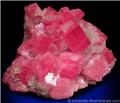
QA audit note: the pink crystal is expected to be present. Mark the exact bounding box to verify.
[61,21,90,52]
[3,3,116,99]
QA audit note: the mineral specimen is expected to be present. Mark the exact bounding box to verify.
[3,3,116,99]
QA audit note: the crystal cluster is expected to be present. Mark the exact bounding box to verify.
[3,3,116,99]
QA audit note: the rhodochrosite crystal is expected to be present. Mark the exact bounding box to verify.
[3,3,116,99]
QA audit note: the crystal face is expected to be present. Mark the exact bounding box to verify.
[3,3,116,99]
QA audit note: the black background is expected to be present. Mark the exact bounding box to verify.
[1,1,120,102]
